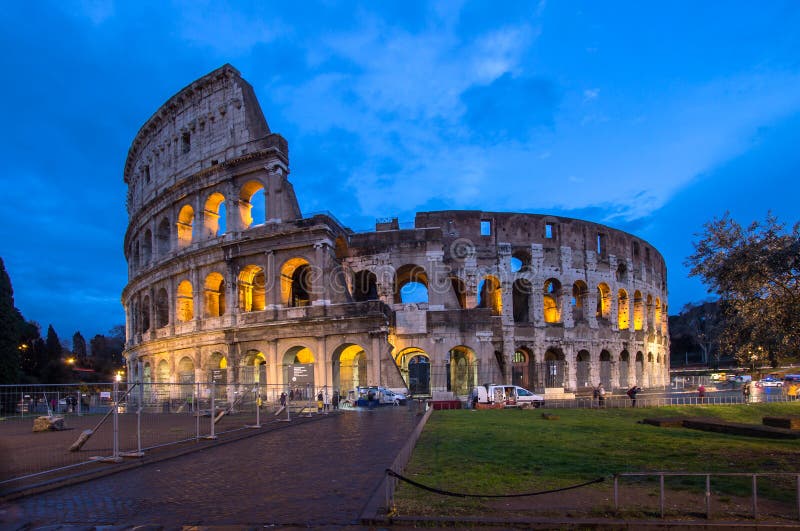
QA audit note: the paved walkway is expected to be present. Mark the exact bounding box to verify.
[1,407,422,528]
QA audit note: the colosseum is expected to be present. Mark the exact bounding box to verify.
[121,64,670,403]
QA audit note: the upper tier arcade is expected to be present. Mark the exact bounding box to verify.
[124,64,288,216]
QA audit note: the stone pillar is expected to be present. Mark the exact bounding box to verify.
[267,340,279,393]
[313,241,332,305]
[316,335,328,393]
[426,250,445,308]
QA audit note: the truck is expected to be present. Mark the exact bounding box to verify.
[472,384,544,409]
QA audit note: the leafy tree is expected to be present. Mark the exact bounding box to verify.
[0,257,23,384]
[668,301,723,366]
[19,320,46,382]
[686,212,800,367]
[90,326,125,377]
[72,331,87,365]
[42,324,69,383]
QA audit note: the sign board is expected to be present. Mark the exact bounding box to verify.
[287,364,314,387]
[211,369,227,384]
[100,391,111,399]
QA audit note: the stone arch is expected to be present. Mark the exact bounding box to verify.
[635,351,644,384]
[395,264,429,304]
[332,344,368,394]
[156,217,171,257]
[157,359,169,382]
[543,348,566,388]
[238,264,266,312]
[204,272,226,317]
[239,180,266,229]
[142,229,153,264]
[616,262,627,282]
[512,347,534,388]
[448,346,477,396]
[353,270,378,302]
[596,282,611,321]
[177,204,194,248]
[176,280,193,322]
[575,349,591,388]
[239,349,267,387]
[141,294,151,332]
[204,192,226,237]
[543,278,562,323]
[619,350,630,388]
[281,257,312,307]
[511,249,530,273]
[633,290,644,330]
[396,347,430,395]
[207,351,228,371]
[654,297,662,332]
[283,345,315,395]
[646,294,654,330]
[478,275,502,315]
[572,281,589,322]
[599,350,612,389]
[155,287,169,328]
[512,279,531,322]
[617,289,630,330]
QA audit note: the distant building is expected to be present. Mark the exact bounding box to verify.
[122,65,669,401]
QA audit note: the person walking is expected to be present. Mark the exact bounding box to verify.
[316,392,323,413]
[626,386,641,407]
[743,381,751,403]
[597,383,606,407]
[697,384,706,403]
[332,390,340,410]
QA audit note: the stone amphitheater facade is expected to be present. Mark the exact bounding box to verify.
[122,65,670,400]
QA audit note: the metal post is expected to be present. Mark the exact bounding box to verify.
[195,382,200,440]
[706,474,711,519]
[206,380,217,439]
[112,379,120,460]
[752,474,758,519]
[659,473,665,518]
[614,475,619,511]
[796,475,799,521]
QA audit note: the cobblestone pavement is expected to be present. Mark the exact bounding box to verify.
[1,407,422,529]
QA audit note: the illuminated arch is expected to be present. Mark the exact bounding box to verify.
[204,192,226,237]
[204,272,226,317]
[157,359,169,382]
[239,180,266,229]
[633,290,644,330]
[395,264,429,304]
[617,289,630,330]
[448,346,477,396]
[238,265,266,312]
[478,275,502,315]
[176,280,193,322]
[596,283,611,320]
[281,257,312,307]
[543,278,561,323]
[396,347,430,395]
[239,349,266,386]
[332,344,367,392]
[177,204,194,248]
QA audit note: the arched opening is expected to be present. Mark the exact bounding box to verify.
[177,356,195,398]
[512,348,533,388]
[204,192,226,237]
[177,205,194,248]
[396,347,430,395]
[204,272,226,317]
[635,351,644,384]
[332,344,367,394]
[654,297,662,333]
[596,282,611,320]
[572,281,589,322]
[239,180,266,229]
[576,350,591,389]
[155,287,169,328]
[176,280,193,322]
[599,350,612,389]
[283,346,315,395]
[157,359,169,382]
[619,350,630,388]
[616,262,627,282]
[618,289,630,330]
[238,265,266,312]
[395,264,429,304]
[646,294,654,330]
[141,295,151,332]
[156,217,171,257]
[281,258,312,307]
[448,346,477,396]
[239,350,267,391]
[478,275,502,315]
[512,279,531,322]
[543,348,566,388]
[132,241,140,269]
[449,276,467,309]
[353,270,378,302]
[142,229,152,265]
[511,250,530,272]
[633,290,644,330]
[543,278,561,323]
[206,351,228,388]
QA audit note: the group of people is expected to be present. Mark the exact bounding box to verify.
[277,389,341,410]
[593,384,642,406]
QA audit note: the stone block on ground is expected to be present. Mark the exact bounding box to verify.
[33,415,65,432]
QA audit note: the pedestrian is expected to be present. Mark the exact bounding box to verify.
[597,383,606,407]
[743,381,751,403]
[279,392,287,407]
[367,389,376,410]
[289,388,294,402]
[316,392,323,412]
[592,385,600,406]
[323,391,330,411]
[697,384,706,402]
[471,388,479,410]
[332,390,340,410]
[626,386,641,407]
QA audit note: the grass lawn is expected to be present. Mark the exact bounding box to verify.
[394,403,800,518]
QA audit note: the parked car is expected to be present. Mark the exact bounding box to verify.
[473,384,544,409]
[756,376,783,388]
[355,386,407,405]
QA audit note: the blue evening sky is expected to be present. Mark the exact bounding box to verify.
[1,1,798,343]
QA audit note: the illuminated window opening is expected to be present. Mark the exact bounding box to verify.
[204,272,226,317]
[204,192,226,238]
[281,258,312,307]
[176,280,193,322]
[543,279,561,323]
[617,289,630,330]
[177,205,194,248]
[239,180,266,229]
[545,223,554,239]
[596,283,611,320]
[477,275,502,315]
[238,265,266,312]
[480,220,491,236]
[633,290,643,330]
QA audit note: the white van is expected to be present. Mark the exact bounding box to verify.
[473,384,544,409]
